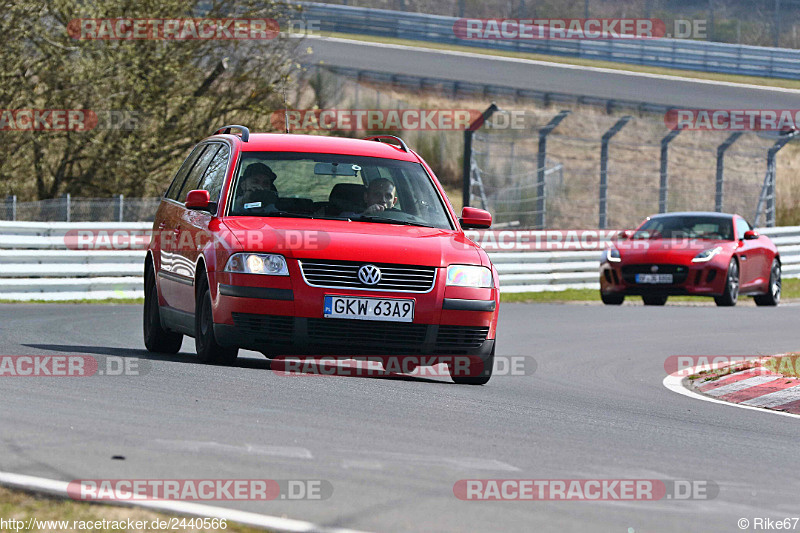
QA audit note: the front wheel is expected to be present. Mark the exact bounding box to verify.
[449,346,494,385]
[601,292,624,305]
[195,279,239,365]
[143,276,183,353]
[754,259,781,306]
[714,258,739,307]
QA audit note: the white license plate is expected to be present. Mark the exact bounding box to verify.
[323,295,415,322]
[635,273,673,284]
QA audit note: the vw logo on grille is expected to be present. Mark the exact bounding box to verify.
[358,264,382,286]
[651,265,659,273]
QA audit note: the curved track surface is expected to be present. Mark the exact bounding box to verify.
[302,36,800,109]
[1,303,800,532]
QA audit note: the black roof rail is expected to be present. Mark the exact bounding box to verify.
[363,135,409,152]
[213,125,249,142]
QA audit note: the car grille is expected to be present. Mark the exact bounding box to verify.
[435,326,490,353]
[621,264,689,284]
[307,318,428,352]
[232,313,294,343]
[299,259,436,292]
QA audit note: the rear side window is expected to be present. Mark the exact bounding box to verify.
[165,145,205,201]
[175,144,220,203]
[198,144,230,203]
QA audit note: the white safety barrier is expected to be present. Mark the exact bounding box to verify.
[1,222,799,300]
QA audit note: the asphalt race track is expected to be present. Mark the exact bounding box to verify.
[1,302,800,532]
[302,36,800,110]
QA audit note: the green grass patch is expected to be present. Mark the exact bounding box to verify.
[316,31,800,91]
[0,485,268,533]
[0,298,144,305]
[762,354,800,378]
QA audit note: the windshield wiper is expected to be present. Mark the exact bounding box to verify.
[357,215,435,228]
[260,211,316,219]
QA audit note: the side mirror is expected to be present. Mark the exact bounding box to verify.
[460,207,492,229]
[743,230,759,240]
[617,230,633,240]
[185,190,216,214]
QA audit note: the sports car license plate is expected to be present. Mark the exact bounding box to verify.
[635,273,673,284]
[323,295,414,322]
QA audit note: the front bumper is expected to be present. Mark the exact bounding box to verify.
[600,261,728,296]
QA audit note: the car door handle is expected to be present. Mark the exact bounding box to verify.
[741,255,747,260]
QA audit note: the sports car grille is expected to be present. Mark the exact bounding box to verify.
[299,260,436,292]
[621,264,689,284]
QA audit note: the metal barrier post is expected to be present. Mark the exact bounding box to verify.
[462,103,499,209]
[118,194,124,222]
[659,128,683,213]
[755,132,797,227]
[536,110,571,229]
[715,132,743,212]
[599,116,632,229]
[64,193,71,222]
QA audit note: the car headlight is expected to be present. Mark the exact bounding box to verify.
[691,246,723,263]
[446,265,493,288]
[602,248,621,263]
[224,253,289,275]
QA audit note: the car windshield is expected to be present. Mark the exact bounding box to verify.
[227,152,453,230]
[633,215,734,240]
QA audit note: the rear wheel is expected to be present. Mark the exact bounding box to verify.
[754,259,781,307]
[601,292,624,305]
[143,274,183,353]
[195,278,238,365]
[714,259,739,307]
[642,295,668,306]
[449,345,494,385]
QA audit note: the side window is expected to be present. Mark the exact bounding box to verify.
[166,145,205,200]
[176,144,220,203]
[198,144,230,203]
[735,218,751,240]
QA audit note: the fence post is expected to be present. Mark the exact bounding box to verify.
[64,193,71,222]
[599,116,632,229]
[462,103,499,209]
[536,110,571,229]
[659,128,683,213]
[118,194,124,222]
[715,132,743,212]
[755,131,797,227]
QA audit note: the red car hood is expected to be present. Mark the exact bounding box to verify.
[616,238,735,263]
[222,217,482,267]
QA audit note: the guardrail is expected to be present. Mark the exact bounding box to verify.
[300,2,800,81]
[1,222,799,300]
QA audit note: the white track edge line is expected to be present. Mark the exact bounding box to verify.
[662,364,800,420]
[306,35,800,95]
[0,471,372,533]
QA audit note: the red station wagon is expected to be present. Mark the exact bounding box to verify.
[144,126,499,384]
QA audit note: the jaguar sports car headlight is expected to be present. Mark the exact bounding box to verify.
[691,246,723,263]
[224,253,289,275]
[602,248,621,263]
[446,265,493,288]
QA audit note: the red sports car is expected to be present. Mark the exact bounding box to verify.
[599,212,780,307]
[143,126,498,384]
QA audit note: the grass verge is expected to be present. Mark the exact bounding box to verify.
[0,485,267,533]
[315,31,800,91]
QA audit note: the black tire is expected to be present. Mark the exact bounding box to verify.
[143,274,183,354]
[714,258,739,307]
[601,292,624,305]
[754,259,781,307]
[195,278,239,365]
[642,295,668,306]
[449,345,494,385]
